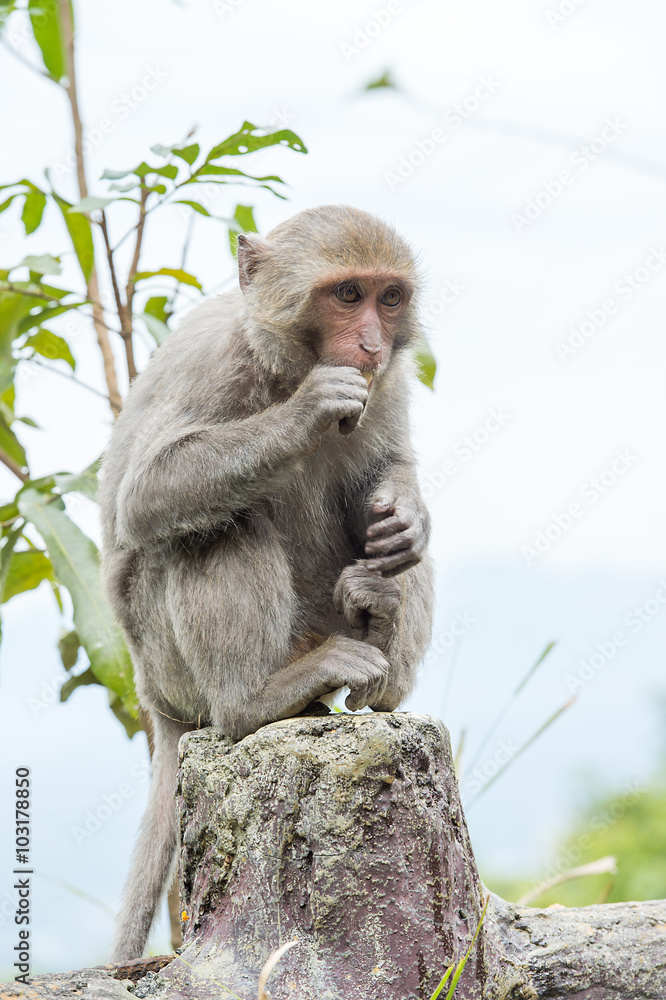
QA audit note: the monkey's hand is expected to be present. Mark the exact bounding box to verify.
[334,561,401,636]
[364,498,428,577]
[316,636,390,712]
[292,366,369,439]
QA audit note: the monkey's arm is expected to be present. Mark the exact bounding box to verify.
[114,366,369,548]
[361,460,431,576]
[334,558,434,708]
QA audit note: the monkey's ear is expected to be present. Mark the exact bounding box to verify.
[236,233,271,292]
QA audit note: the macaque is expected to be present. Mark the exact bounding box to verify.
[99,205,434,961]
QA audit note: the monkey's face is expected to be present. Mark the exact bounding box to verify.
[311,274,413,376]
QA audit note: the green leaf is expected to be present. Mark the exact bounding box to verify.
[134,267,202,290]
[20,254,60,276]
[0,502,19,523]
[365,70,397,91]
[28,0,67,80]
[17,489,136,713]
[2,548,53,603]
[58,628,81,670]
[192,164,282,182]
[174,199,210,216]
[109,690,144,739]
[67,196,114,214]
[140,312,170,346]
[0,412,26,470]
[60,666,99,701]
[0,193,19,214]
[32,282,70,300]
[52,193,94,282]
[18,302,79,335]
[0,525,23,608]
[415,338,436,390]
[25,328,75,369]
[134,162,179,180]
[144,295,169,323]
[232,203,257,232]
[206,121,307,160]
[54,457,100,501]
[101,167,133,180]
[172,143,200,165]
[108,180,140,193]
[0,289,36,398]
[21,190,46,234]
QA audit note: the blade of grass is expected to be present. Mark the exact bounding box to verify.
[444,894,489,1000]
[464,641,557,775]
[453,728,466,776]
[466,697,575,808]
[429,894,489,1000]
[257,940,297,1000]
[429,964,454,1000]
[517,855,617,906]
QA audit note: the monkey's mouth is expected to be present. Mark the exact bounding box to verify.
[360,370,375,388]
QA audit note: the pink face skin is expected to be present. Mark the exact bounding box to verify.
[312,273,412,372]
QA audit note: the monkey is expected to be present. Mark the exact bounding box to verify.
[98,205,434,962]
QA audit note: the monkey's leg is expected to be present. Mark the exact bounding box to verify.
[166,518,390,740]
[110,713,193,962]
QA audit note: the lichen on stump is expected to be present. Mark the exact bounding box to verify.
[139,712,666,1000]
[161,713,496,1000]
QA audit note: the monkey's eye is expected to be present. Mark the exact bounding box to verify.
[335,283,362,303]
[382,288,402,307]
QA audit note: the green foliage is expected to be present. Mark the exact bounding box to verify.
[25,328,75,368]
[2,547,53,602]
[0,0,309,740]
[27,0,70,81]
[17,489,135,707]
[429,896,488,999]
[365,70,397,91]
[414,338,436,390]
[488,778,666,907]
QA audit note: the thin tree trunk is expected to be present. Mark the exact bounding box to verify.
[59,0,122,416]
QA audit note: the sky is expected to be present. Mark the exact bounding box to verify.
[1,0,666,975]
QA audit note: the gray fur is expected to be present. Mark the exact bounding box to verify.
[99,206,434,961]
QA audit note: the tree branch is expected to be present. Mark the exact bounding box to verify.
[0,448,28,483]
[0,37,52,82]
[24,357,112,404]
[121,187,148,383]
[58,0,122,416]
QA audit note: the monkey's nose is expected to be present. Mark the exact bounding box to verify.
[359,339,381,356]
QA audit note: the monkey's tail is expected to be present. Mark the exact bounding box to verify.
[110,716,194,963]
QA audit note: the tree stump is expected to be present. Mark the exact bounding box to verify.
[143,713,666,1000]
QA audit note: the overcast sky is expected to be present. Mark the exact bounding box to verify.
[1,0,666,974]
